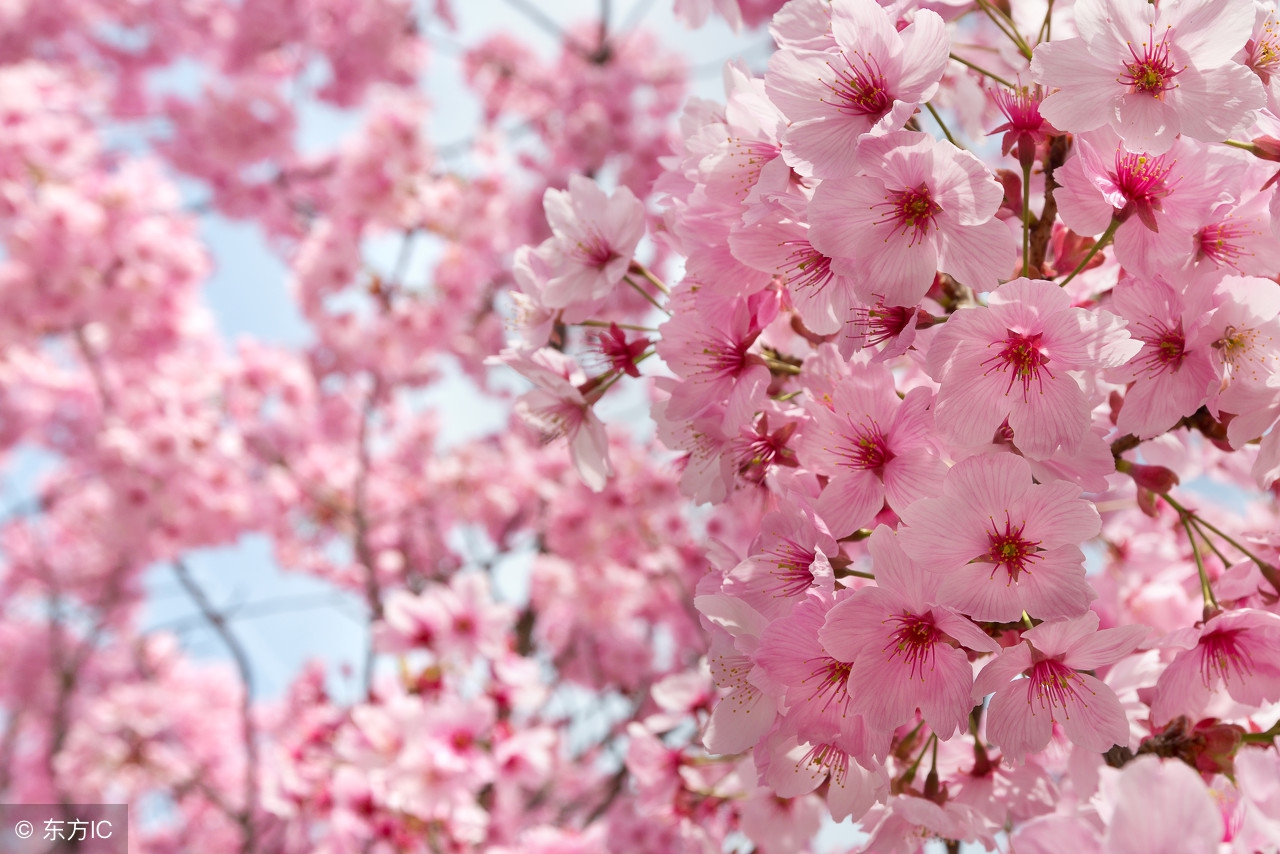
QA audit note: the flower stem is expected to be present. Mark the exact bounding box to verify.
[1021,159,1033,278]
[925,102,961,148]
[575,320,657,332]
[762,357,801,376]
[949,53,1013,89]
[1057,217,1120,288]
[629,260,670,295]
[974,0,1032,59]
[1179,511,1219,611]
[1036,0,1054,44]
[624,275,672,315]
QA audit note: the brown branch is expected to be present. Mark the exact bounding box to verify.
[1028,134,1071,276]
[172,561,259,854]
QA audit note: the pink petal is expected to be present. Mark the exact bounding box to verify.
[1056,672,1130,753]
[1104,756,1222,854]
[816,471,885,539]
[986,677,1055,762]
[938,216,1017,292]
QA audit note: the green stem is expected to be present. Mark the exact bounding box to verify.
[1180,512,1218,611]
[1188,519,1233,570]
[974,0,1033,59]
[1021,159,1033,278]
[762,357,801,376]
[575,320,658,332]
[1058,218,1120,288]
[1036,0,1054,44]
[903,733,938,787]
[925,102,961,148]
[624,276,671,316]
[948,53,1014,88]
[1221,139,1258,153]
[1242,719,1280,744]
[1161,493,1280,595]
[630,261,670,295]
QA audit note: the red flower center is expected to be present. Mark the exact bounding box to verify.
[782,241,835,293]
[827,52,893,119]
[982,331,1054,402]
[1026,656,1091,715]
[1199,628,1255,687]
[883,613,940,680]
[1133,317,1187,377]
[1119,26,1184,97]
[839,418,894,472]
[875,184,941,247]
[985,512,1042,582]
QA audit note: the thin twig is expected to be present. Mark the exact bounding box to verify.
[172,560,259,854]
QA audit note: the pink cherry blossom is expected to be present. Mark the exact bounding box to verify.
[808,130,1016,306]
[764,0,950,177]
[1031,0,1265,154]
[819,527,1000,738]
[1106,275,1218,439]
[898,453,1102,622]
[972,612,1148,764]
[1053,131,1247,277]
[928,277,1140,459]
[1150,608,1280,724]
[795,363,945,538]
[536,175,645,309]
[492,346,613,491]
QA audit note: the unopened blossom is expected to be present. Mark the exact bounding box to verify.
[819,527,1000,738]
[928,277,1140,460]
[809,130,1016,306]
[898,453,1101,622]
[535,174,645,309]
[972,612,1148,763]
[1150,608,1280,724]
[765,0,949,177]
[1031,0,1265,154]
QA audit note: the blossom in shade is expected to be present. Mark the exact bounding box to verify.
[723,501,837,620]
[764,0,949,177]
[972,611,1148,764]
[1031,0,1265,154]
[656,289,778,432]
[818,527,1000,738]
[491,346,613,491]
[927,277,1140,460]
[897,453,1101,623]
[1150,608,1280,724]
[808,130,1016,307]
[1053,131,1247,277]
[1106,276,1218,439]
[730,203,858,336]
[536,174,645,309]
[795,363,945,538]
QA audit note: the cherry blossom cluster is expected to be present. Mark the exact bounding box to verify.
[504,0,1280,849]
[0,1,812,852]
